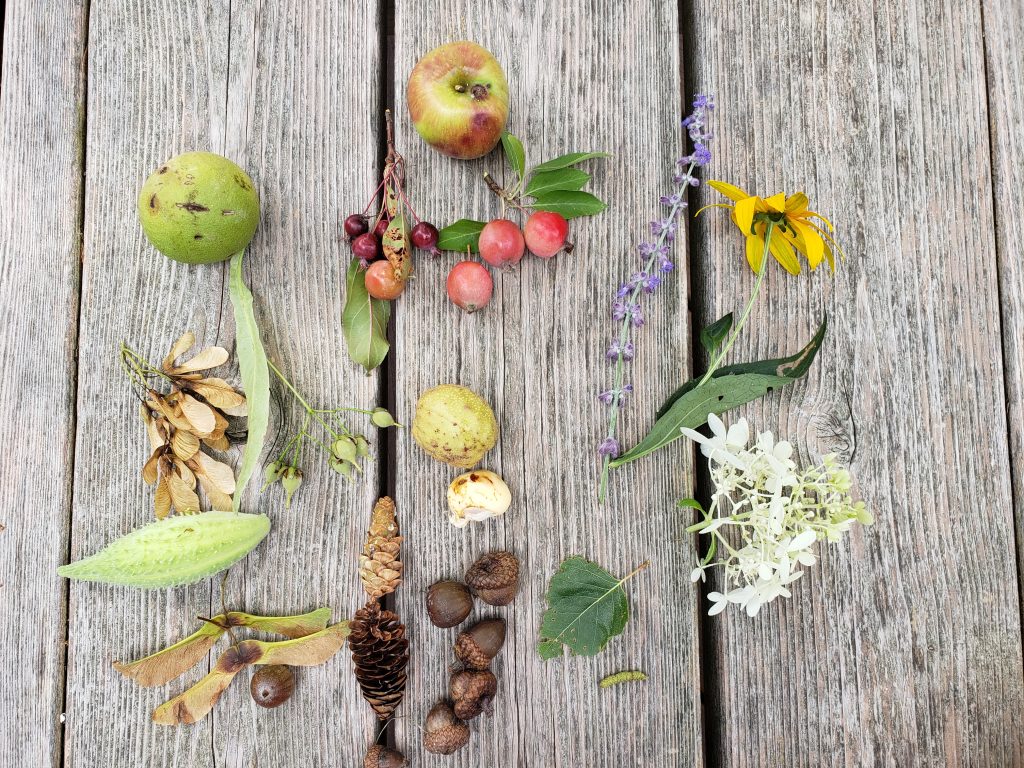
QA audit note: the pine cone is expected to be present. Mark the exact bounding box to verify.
[350,601,409,719]
[359,497,403,598]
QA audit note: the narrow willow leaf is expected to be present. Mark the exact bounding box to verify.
[657,317,827,419]
[608,373,792,468]
[57,511,271,588]
[437,219,486,253]
[114,621,225,687]
[538,557,646,659]
[599,670,648,689]
[524,168,591,197]
[244,621,352,665]
[531,151,611,173]
[501,131,526,185]
[342,257,391,372]
[530,191,607,219]
[229,250,270,511]
[235,607,333,638]
[699,313,734,355]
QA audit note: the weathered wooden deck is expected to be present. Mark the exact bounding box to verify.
[1,1,1022,766]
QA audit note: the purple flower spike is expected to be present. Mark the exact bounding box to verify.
[597,437,621,457]
[607,340,636,361]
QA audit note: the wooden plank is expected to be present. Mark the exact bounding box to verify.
[391,3,701,765]
[982,0,1024,623]
[688,1,1024,765]
[208,2,380,765]
[63,2,381,766]
[64,3,231,765]
[0,2,87,765]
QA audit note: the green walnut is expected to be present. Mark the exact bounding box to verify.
[138,151,260,264]
[412,384,498,468]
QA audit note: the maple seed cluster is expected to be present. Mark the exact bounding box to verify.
[422,551,520,755]
[122,332,246,519]
[345,109,440,302]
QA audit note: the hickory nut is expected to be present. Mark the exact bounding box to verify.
[423,700,471,755]
[446,470,511,528]
[454,617,506,670]
[465,550,520,606]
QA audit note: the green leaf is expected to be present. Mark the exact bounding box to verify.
[530,191,607,219]
[609,373,792,468]
[657,317,828,419]
[538,556,646,659]
[229,250,270,511]
[342,257,391,372]
[677,498,705,512]
[524,168,591,197]
[531,151,611,173]
[700,313,733,355]
[501,131,526,185]
[437,218,487,253]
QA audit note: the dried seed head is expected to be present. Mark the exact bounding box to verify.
[465,550,520,606]
[449,668,498,720]
[425,581,474,628]
[363,744,407,768]
[454,618,506,670]
[422,700,470,755]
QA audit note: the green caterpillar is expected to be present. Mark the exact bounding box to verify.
[58,511,270,588]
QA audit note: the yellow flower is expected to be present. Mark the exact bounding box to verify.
[701,181,845,275]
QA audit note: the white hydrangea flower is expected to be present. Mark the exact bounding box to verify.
[680,417,872,618]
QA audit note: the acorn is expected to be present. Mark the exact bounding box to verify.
[249,665,294,708]
[426,580,474,628]
[454,618,506,670]
[465,551,520,606]
[363,744,407,768]
[450,668,498,720]
[422,700,470,755]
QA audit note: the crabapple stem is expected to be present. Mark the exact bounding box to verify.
[482,172,528,214]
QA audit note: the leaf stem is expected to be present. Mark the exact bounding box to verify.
[266,359,339,438]
[483,172,529,214]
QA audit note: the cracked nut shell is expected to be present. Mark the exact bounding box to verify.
[450,668,498,720]
[423,700,470,755]
[454,617,506,670]
[465,550,520,606]
[426,580,474,628]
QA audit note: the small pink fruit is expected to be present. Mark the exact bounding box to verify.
[478,219,524,269]
[447,261,493,312]
[365,259,407,300]
[524,211,570,258]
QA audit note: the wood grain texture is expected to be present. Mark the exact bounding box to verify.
[63,2,381,766]
[0,2,87,765]
[688,1,1024,765]
[391,3,701,765]
[982,0,1024,623]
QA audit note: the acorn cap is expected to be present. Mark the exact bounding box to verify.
[454,617,506,670]
[450,668,498,720]
[465,551,520,606]
[423,700,470,755]
[425,580,474,628]
[363,745,407,768]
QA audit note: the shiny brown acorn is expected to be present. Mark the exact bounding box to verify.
[454,618,506,670]
[426,580,474,628]
[249,665,294,708]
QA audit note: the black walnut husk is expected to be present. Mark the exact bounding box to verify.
[349,601,410,719]
[465,551,520,606]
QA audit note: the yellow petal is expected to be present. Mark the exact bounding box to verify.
[806,221,845,268]
[791,220,825,269]
[785,192,809,213]
[764,192,787,212]
[734,196,758,235]
[695,202,734,217]
[805,211,835,232]
[746,234,766,273]
[708,180,752,202]
[768,227,801,275]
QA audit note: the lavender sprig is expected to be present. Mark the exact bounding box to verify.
[597,94,715,502]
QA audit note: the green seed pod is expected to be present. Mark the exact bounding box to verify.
[371,407,399,428]
[331,436,357,463]
[281,467,303,507]
[354,436,370,458]
[57,511,271,589]
[262,461,284,489]
[328,457,353,480]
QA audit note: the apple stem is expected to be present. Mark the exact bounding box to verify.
[483,172,529,214]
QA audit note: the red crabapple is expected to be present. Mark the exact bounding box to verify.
[447,261,493,312]
[478,219,524,269]
[373,217,390,238]
[524,211,570,258]
[343,214,369,239]
[351,233,381,261]
[364,259,406,300]
[411,221,440,250]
